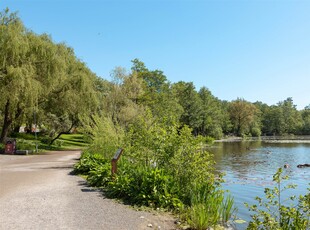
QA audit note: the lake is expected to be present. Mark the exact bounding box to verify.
[208,136,310,230]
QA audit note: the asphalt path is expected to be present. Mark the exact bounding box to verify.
[0,151,176,230]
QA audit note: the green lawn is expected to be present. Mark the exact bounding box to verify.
[58,134,90,149]
[6,133,91,153]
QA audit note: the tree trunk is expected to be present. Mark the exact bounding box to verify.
[0,100,12,143]
[0,100,24,143]
[49,131,67,146]
[13,125,21,133]
[49,122,75,146]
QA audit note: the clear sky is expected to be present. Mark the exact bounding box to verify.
[2,0,310,110]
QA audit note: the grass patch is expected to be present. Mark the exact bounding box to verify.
[58,134,90,149]
[1,133,90,153]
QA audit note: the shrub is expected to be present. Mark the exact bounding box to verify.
[87,163,111,187]
[124,117,217,205]
[40,137,52,144]
[251,127,261,137]
[75,113,234,229]
[54,139,63,147]
[16,139,36,151]
[245,168,310,230]
[106,163,182,209]
[73,152,108,175]
[81,115,124,158]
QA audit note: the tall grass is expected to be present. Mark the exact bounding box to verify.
[185,185,237,230]
[220,194,236,225]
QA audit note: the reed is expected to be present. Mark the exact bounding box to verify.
[186,185,235,229]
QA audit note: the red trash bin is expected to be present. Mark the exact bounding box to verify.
[4,139,16,154]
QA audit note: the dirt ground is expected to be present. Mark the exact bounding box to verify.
[0,151,177,230]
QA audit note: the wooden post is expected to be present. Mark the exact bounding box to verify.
[111,148,123,175]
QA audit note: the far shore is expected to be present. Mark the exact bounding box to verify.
[215,135,310,143]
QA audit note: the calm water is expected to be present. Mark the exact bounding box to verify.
[208,137,310,230]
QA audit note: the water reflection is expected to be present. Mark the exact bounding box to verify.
[207,138,310,229]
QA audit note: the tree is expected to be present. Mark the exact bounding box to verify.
[172,81,203,135]
[198,87,225,138]
[102,66,145,128]
[219,100,233,135]
[229,98,260,136]
[0,9,99,143]
[254,101,271,136]
[277,97,303,134]
[301,105,310,135]
[42,58,99,145]
[0,9,67,142]
[131,59,182,123]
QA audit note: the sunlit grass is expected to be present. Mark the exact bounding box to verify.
[4,133,90,153]
[58,134,90,149]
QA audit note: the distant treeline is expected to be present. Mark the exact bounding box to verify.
[97,60,310,139]
[1,8,310,143]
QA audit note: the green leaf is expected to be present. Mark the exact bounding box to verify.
[234,219,247,224]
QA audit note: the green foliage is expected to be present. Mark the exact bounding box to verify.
[167,126,216,204]
[184,185,236,230]
[171,81,203,134]
[229,98,260,136]
[11,132,35,140]
[81,115,124,158]
[221,194,236,225]
[74,106,236,229]
[16,139,36,151]
[73,152,108,175]
[123,113,216,203]
[58,134,90,148]
[198,87,226,139]
[87,163,111,187]
[0,9,99,143]
[245,168,310,230]
[259,98,304,135]
[73,152,111,187]
[301,105,310,135]
[250,126,261,137]
[106,163,182,209]
[75,111,235,229]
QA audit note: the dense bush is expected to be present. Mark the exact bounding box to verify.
[81,115,124,158]
[87,163,111,187]
[106,163,182,209]
[74,113,236,229]
[73,152,109,175]
[16,139,36,151]
[123,115,217,205]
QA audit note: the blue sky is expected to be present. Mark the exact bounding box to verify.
[2,0,310,109]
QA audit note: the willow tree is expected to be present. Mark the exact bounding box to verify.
[43,56,100,145]
[1,10,39,141]
[0,9,99,143]
[0,9,29,141]
[0,8,74,142]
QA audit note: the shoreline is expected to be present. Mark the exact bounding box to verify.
[215,135,310,143]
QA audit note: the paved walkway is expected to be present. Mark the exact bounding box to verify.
[0,151,175,230]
